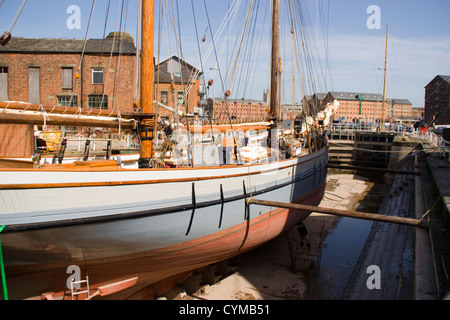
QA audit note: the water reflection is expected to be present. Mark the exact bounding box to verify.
[315,217,372,299]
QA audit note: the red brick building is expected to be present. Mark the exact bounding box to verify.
[425,75,450,125]
[411,107,424,120]
[0,34,137,110]
[0,34,137,157]
[212,98,267,123]
[308,91,415,123]
[0,37,208,157]
[154,55,203,119]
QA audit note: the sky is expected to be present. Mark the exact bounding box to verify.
[1,0,450,109]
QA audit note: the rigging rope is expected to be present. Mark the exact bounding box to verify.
[0,0,28,45]
[203,0,242,163]
[101,0,123,111]
[111,0,129,113]
[7,0,28,33]
[69,0,97,108]
[190,0,216,144]
[95,0,112,90]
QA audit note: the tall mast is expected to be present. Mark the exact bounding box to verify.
[138,0,155,168]
[269,0,280,128]
[135,0,141,105]
[381,24,388,125]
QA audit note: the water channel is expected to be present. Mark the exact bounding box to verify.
[303,173,386,300]
[167,172,389,300]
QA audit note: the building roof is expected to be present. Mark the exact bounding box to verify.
[329,91,383,101]
[329,91,411,105]
[437,75,450,84]
[425,75,450,88]
[391,98,412,105]
[0,36,136,55]
[155,55,202,84]
[313,93,328,100]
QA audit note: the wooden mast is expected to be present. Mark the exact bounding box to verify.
[381,24,388,125]
[138,0,156,168]
[269,0,280,128]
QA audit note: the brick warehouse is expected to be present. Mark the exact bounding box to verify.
[424,75,450,125]
[0,33,137,157]
[211,98,267,124]
[307,91,421,123]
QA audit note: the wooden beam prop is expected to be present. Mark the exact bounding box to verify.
[327,164,421,176]
[246,197,426,228]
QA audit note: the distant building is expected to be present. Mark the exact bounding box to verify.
[282,103,302,120]
[424,75,450,125]
[411,107,424,120]
[304,91,415,123]
[391,99,415,119]
[211,98,267,123]
[302,93,327,117]
[154,55,204,119]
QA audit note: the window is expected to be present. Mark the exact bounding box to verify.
[88,94,108,109]
[161,91,168,104]
[61,68,73,89]
[0,67,7,101]
[29,67,40,104]
[92,68,103,84]
[58,95,77,107]
[177,91,185,106]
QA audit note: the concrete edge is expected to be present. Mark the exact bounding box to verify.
[414,154,438,300]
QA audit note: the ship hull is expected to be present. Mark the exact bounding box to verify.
[0,147,328,299]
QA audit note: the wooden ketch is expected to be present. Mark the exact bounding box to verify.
[0,0,332,300]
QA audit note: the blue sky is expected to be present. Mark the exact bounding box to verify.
[1,0,450,108]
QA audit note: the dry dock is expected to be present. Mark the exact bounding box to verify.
[160,140,450,300]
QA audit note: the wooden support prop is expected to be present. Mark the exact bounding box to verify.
[327,164,421,176]
[246,198,427,228]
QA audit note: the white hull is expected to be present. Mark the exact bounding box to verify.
[0,146,328,299]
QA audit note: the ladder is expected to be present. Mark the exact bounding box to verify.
[70,274,91,300]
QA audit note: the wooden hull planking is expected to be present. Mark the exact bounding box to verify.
[0,147,328,300]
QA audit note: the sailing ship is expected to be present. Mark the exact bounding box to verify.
[0,0,335,300]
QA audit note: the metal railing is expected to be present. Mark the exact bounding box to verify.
[412,130,450,162]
